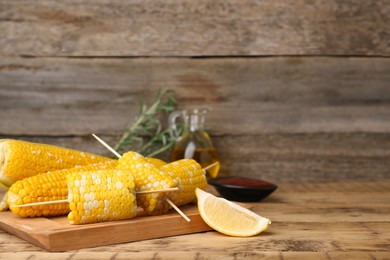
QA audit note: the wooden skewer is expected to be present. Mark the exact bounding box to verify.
[92,134,191,222]
[137,187,179,194]
[92,134,122,158]
[202,161,219,172]
[166,198,190,222]
[12,199,68,208]
[12,187,180,208]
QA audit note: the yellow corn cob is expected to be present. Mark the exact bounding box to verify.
[0,139,115,188]
[67,169,137,224]
[6,161,116,217]
[146,157,166,167]
[117,151,176,215]
[162,159,207,207]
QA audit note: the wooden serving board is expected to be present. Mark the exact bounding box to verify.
[0,204,213,252]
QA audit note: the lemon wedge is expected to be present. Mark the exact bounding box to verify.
[196,188,271,237]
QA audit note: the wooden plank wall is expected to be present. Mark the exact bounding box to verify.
[0,0,389,181]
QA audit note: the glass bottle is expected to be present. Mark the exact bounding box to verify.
[169,108,220,179]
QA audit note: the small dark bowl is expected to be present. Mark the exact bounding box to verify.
[208,176,277,202]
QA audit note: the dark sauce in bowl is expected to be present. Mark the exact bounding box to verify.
[208,177,277,202]
[217,177,274,188]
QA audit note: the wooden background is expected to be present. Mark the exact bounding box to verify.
[0,0,389,181]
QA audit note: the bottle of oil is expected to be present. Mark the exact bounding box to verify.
[169,108,220,179]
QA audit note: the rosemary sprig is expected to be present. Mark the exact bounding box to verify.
[114,89,177,158]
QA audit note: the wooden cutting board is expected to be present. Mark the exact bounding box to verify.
[0,204,213,252]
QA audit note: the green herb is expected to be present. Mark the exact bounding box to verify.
[114,89,177,158]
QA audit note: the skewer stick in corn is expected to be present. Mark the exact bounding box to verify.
[92,134,122,159]
[92,134,191,221]
[202,161,220,172]
[12,199,68,207]
[166,198,190,222]
[12,187,180,208]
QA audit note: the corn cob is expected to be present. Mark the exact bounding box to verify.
[67,169,137,224]
[161,159,207,207]
[117,152,176,215]
[6,161,116,217]
[0,139,115,188]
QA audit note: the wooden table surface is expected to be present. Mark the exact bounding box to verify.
[1,180,389,260]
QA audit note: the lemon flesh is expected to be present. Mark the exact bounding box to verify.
[196,188,271,237]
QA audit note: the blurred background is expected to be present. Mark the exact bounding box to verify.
[0,0,389,181]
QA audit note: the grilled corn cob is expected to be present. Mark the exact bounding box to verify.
[6,161,116,217]
[117,152,176,215]
[0,139,114,188]
[67,169,137,224]
[162,159,207,206]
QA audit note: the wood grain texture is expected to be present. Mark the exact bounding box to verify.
[1,57,389,136]
[0,0,389,57]
[1,252,389,260]
[215,133,390,180]
[1,180,389,259]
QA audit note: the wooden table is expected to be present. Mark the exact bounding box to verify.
[1,180,389,259]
